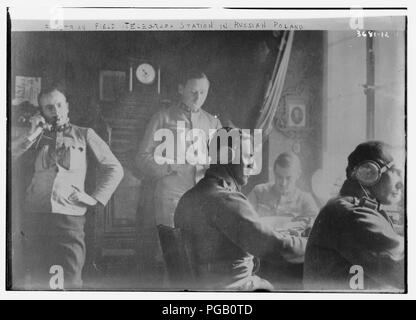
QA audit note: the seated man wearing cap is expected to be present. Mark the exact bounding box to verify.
[304,141,404,291]
[174,128,307,291]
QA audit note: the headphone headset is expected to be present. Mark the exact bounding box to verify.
[351,160,394,187]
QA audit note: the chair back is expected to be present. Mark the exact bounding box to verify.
[157,224,195,288]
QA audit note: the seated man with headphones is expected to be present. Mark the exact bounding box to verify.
[174,127,307,291]
[303,141,404,291]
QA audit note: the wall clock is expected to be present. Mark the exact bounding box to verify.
[127,59,160,95]
[136,63,156,85]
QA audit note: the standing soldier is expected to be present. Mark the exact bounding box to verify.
[12,84,124,289]
[136,70,221,227]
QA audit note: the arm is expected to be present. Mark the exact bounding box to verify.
[11,114,45,160]
[86,128,124,205]
[135,112,171,179]
[11,132,37,160]
[211,192,307,265]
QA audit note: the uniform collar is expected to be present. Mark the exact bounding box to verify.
[57,121,72,133]
[179,102,201,114]
[40,122,72,144]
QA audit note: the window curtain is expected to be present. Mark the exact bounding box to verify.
[255,31,294,138]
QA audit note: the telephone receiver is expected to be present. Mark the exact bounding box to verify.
[37,112,58,133]
[16,106,57,132]
[38,119,56,133]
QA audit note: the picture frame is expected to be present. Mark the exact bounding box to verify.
[14,76,42,106]
[99,70,126,101]
[286,97,307,128]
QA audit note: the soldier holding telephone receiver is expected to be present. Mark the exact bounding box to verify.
[12,83,124,289]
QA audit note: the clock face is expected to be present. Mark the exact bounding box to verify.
[136,63,156,84]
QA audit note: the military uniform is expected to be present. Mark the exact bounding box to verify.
[248,182,318,229]
[304,180,404,291]
[136,103,221,227]
[174,166,307,291]
[12,123,124,289]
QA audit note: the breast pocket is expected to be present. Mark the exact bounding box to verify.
[69,145,86,171]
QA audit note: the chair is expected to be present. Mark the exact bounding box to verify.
[157,224,195,289]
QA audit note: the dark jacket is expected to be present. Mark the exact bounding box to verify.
[303,180,404,291]
[174,166,307,290]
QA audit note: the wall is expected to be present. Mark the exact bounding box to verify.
[374,31,405,156]
[317,31,367,202]
[268,31,324,195]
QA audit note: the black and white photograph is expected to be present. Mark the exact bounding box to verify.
[5,4,408,297]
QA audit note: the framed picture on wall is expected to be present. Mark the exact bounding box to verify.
[13,76,42,106]
[99,70,126,101]
[286,97,307,128]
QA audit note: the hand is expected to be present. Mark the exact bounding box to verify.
[275,220,309,237]
[291,216,313,227]
[28,113,46,135]
[69,186,97,206]
[286,220,308,230]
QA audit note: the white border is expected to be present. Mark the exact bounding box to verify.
[1,0,414,300]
